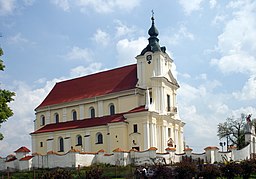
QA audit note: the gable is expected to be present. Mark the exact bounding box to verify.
[36,64,138,110]
[165,70,179,88]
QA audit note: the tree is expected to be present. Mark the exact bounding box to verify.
[0,48,15,140]
[217,114,249,150]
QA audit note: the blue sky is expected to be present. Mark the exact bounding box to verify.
[0,0,256,156]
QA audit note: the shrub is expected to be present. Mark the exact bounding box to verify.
[85,166,109,179]
[155,165,175,179]
[174,161,198,179]
[239,159,256,179]
[199,164,221,179]
[220,162,240,179]
[40,168,72,179]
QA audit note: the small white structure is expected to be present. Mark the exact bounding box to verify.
[1,146,33,171]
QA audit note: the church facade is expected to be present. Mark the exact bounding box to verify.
[30,16,185,155]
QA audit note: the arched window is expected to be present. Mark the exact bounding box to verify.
[72,110,77,121]
[76,135,82,146]
[55,113,59,123]
[96,132,103,144]
[40,115,45,126]
[109,104,115,115]
[59,137,64,152]
[90,107,95,118]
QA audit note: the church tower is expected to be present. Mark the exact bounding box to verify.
[136,14,179,115]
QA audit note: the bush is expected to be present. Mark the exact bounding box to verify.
[84,166,109,179]
[174,161,198,179]
[155,165,175,179]
[220,162,240,179]
[199,164,221,179]
[239,159,256,179]
[40,168,72,179]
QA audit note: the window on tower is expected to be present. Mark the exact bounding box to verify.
[133,124,138,133]
[40,115,45,126]
[168,128,171,137]
[149,91,153,104]
[167,94,171,112]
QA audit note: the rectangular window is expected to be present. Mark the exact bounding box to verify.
[167,94,171,111]
[150,92,153,104]
[168,128,171,137]
[133,124,138,133]
[40,142,43,147]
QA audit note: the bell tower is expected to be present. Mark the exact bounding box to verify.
[136,14,179,115]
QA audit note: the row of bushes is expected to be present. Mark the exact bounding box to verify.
[1,159,256,179]
[150,159,256,179]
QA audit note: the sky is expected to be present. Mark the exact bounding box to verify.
[0,0,256,156]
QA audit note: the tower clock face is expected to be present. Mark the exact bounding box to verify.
[146,55,152,61]
[146,55,152,64]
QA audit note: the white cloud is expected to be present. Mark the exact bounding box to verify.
[66,46,94,62]
[0,62,105,156]
[180,104,219,151]
[75,0,140,14]
[233,75,256,100]
[0,79,57,156]
[211,14,226,25]
[51,0,70,11]
[209,0,217,9]
[7,33,29,44]
[210,1,256,104]
[177,25,195,40]
[210,54,256,75]
[23,0,34,6]
[92,29,110,46]
[114,20,137,38]
[116,37,147,66]
[69,63,104,77]
[196,73,207,80]
[0,0,16,16]
[178,0,204,15]
[177,81,231,151]
[0,0,35,16]
[163,24,194,45]
[226,0,244,9]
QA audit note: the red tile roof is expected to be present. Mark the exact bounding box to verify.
[31,106,147,134]
[113,148,124,152]
[165,147,176,151]
[184,147,193,151]
[36,64,138,109]
[31,114,125,134]
[15,146,30,153]
[5,156,17,162]
[148,147,158,151]
[20,156,33,161]
[204,146,219,150]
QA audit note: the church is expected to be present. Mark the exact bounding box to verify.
[30,15,185,155]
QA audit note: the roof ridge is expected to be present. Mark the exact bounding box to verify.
[57,64,136,84]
